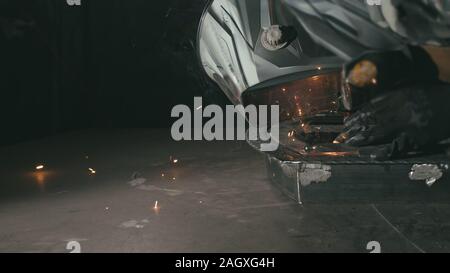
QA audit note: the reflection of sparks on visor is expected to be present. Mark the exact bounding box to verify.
[242,71,341,122]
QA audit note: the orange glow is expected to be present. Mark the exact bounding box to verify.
[29,170,55,191]
[320,151,358,157]
[35,172,46,186]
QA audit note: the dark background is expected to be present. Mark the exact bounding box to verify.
[0,0,214,145]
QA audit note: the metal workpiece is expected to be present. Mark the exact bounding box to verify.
[265,152,450,204]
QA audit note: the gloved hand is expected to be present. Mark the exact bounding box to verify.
[341,46,439,111]
[335,84,450,159]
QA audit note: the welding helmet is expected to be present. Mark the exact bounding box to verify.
[197,0,407,156]
[197,0,403,116]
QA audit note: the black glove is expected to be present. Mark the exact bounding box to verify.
[341,46,439,111]
[335,84,450,159]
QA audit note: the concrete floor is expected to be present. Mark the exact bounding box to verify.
[0,129,450,253]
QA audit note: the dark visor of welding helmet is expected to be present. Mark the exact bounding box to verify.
[242,69,344,123]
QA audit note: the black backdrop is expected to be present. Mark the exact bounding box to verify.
[0,0,209,145]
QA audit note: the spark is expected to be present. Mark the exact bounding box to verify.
[153,201,160,213]
[170,156,178,164]
[36,165,44,170]
[88,168,96,174]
